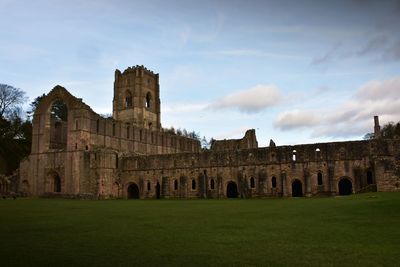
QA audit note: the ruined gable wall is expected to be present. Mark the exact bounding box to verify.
[211,129,258,152]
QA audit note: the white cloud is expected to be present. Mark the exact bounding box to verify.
[273,76,400,138]
[209,84,283,113]
[326,77,400,125]
[356,76,400,100]
[273,110,320,130]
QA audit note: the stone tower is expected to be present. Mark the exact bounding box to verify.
[112,65,161,130]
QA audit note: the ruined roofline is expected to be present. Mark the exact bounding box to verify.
[34,85,94,115]
[125,138,373,159]
[215,129,256,142]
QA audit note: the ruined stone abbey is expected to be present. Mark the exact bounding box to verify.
[19,65,400,199]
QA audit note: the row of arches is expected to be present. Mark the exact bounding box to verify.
[291,178,353,197]
[127,181,240,199]
[126,177,354,199]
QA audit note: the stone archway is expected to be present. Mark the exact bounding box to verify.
[367,171,374,185]
[54,174,61,192]
[291,179,303,197]
[127,183,140,199]
[226,181,238,198]
[338,178,352,195]
[46,171,62,193]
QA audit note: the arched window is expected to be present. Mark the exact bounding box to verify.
[250,177,255,188]
[125,90,132,108]
[272,176,277,188]
[112,123,116,136]
[191,179,196,190]
[75,119,79,130]
[145,92,152,108]
[54,175,61,193]
[115,154,119,168]
[210,179,215,190]
[127,125,130,139]
[96,119,100,133]
[317,172,323,185]
[147,181,151,191]
[292,150,297,161]
[174,179,178,190]
[49,99,68,149]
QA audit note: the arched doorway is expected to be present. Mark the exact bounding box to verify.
[156,182,161,199]
[292,179,303,197]
[54,174,61,193]
[317,172,323,185]
[226,182,238,198]
[367,171,373,185]
[338,178,352,195]
[127,183,140,199]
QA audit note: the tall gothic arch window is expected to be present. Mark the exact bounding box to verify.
[49,99,68,149]
[145,92,152,108]
[125,91,132,108]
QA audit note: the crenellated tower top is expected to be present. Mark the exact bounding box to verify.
[112,65,161,130]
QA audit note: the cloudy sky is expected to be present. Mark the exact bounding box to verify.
[1,0,400,146]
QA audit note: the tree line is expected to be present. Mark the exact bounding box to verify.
[0,84,31,175]
[364,122,400,140]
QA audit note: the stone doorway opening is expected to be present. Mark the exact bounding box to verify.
[156,182,161,199]
[127,183,140,199]
[54,174,61,193]
[367,171,374,185]
[338,178,352,195]
[226,182,238,198]
[291,179,303,197]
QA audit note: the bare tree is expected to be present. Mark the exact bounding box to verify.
[0,84,27,119]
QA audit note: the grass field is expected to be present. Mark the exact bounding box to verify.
[0,193,399,267]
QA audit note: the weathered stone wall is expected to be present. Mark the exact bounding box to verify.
[373,139,400,192]
[115,139,400,199]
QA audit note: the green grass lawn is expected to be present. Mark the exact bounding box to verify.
[0,193,399,267]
